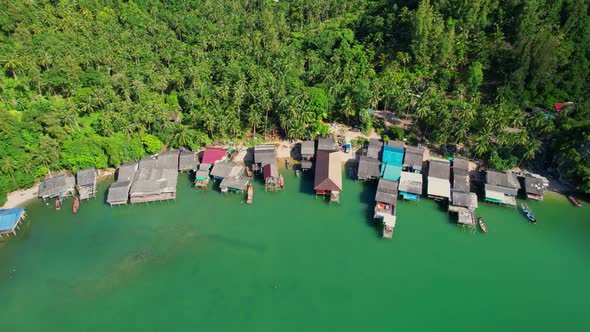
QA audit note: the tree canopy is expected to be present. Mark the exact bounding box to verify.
[0,0,589,203]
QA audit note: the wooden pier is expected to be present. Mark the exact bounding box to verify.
[0,208,27,238]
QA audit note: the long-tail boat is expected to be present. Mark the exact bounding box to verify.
[568,195,582,207]
[478,217,488,233]
[246,183,253,205]
[72,197,80,214]
[521,203,537,224]
[54,198,61,211]
[245,165,253,178]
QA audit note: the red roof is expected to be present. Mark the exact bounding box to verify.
[263,163,278,179]
[554,103,565,113]
[201,148,227,164]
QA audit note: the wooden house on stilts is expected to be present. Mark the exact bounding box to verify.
[107,161,138,206]
[179,150,199,173]
[374,179,398,238]
[0,208,27,238]
[485,170,521,206]
[448,158,478,227]
[76,167,97,200]
[314,149,342,203]
[38,174,76,201]
[129,151,179,204]
[427,158,451,201]
[300,141,315,171]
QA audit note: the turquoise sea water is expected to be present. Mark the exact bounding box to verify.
[1,171,589,331]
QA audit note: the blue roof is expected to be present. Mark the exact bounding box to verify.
[0,208,25,232]
[381,164,402,181]
[382,145,404,166]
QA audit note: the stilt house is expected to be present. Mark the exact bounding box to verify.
[76,167,97,200]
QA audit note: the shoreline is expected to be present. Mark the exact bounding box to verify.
[0,124,580,209]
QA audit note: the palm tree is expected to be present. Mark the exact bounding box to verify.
[246,107,262,136]
[174,128,192,147]
[2,57,22,80]
[1,157,17,186]
[517,139,541,168]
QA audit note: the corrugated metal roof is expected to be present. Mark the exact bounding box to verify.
[524,176,545,195]
[399,171,423,194]
[263,162,279,179]
[76,168,96,187]
[382,145,404,165]
[486,170,521,189]
[202,148,227,164]
[451,191,478,208]
[428,158,450,180]
[0,208,25,232]
[219,176,249,190]
[357,156,381,179]
[318,138,337,151]
[381,164,402,181]
[427,176,450,198]
[38,174,76,198]
[314,150,342,192]
[179,150,199,170]
[301,141,315,155]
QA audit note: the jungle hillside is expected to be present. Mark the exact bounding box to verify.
[1,0,589,203]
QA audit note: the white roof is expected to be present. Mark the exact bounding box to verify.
[427,177,450,198]
[485,189,505,201]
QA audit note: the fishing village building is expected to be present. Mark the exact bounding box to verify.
[0,208,27,238]
[448,158,478,227]
[219,176,249,193]
[357,139,382,181]
[210,162,244,180]
[300,141,315,171]
[524,174,546,200]
[485,170,521,206]
[253,144,284,191]
[374,179,398,239]
[427,158,451,201]
[129,151,179,204]
[196,148,227,188]
[366,138,383,159]
[263,163,282,191]
[178,150,199,172]
[252,144,276,173]
[107,161,138,206]
[314,146,342,203]
[381,141,405,182]
[398,146,425,201]
[76,167,97,200]
[38,174,76,200]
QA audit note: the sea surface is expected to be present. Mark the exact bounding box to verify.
[1,171,589,331]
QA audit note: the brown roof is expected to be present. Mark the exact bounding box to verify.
[314,150,342,192]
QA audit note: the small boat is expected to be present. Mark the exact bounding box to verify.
[478,218,487,233]
[279,174,285,188]
[72,197,80,214]
[348,167,354,179]
[245,165,253,178]
[246,183,253,205]
[285,159,291,169]
[568,195,582,207]
[295,169,301,177]
[521,203,536,223]
[54,199,61,211]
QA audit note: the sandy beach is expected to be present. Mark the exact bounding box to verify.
[1,184,39,209]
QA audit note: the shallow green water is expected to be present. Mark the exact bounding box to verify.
[1,171,589,331]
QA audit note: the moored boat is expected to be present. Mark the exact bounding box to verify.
[478,217,487,233]
[521,203,536,223]
[285,159,291,169]
[54,199,61,211]
[245,165,253,178]
[568,195,582,207]
[72,197,80,214]
[246,183,253,205]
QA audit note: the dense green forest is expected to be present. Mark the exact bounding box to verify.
[1,0,589,203]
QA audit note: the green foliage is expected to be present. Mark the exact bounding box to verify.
[141,134,163,155]
[0,0,588,198]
